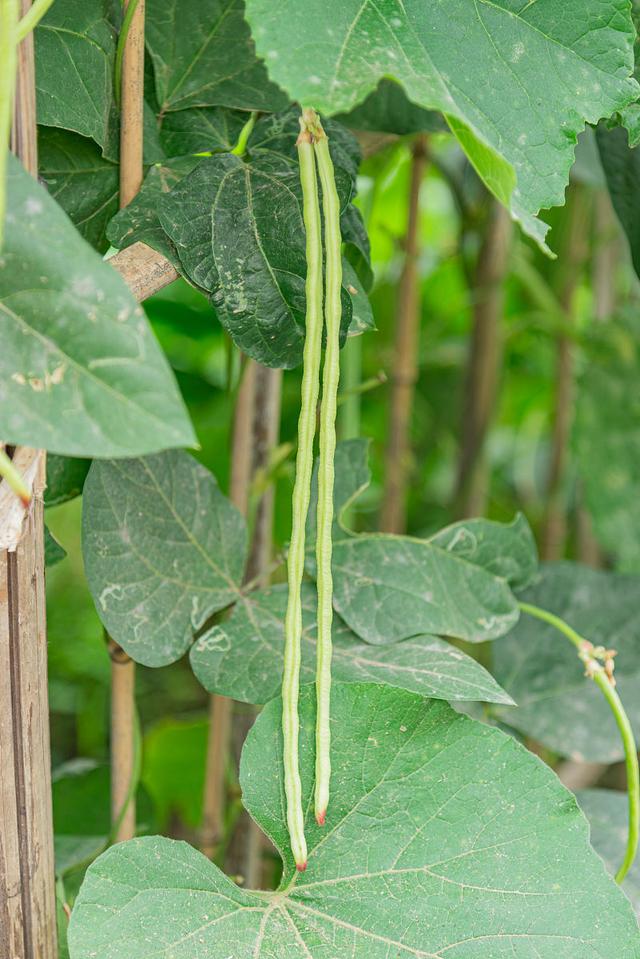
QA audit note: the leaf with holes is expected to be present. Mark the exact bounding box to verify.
[190,582,514,705]
[245,0,638,247]
[68,683,640,959]
[82,451,246,666]
[0,157,195,457]
[493,562,640,762]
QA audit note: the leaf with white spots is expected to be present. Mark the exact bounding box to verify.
[245,0,639,247]
[190,582,514,705]
[82,451,246,666]
[0,157,195,457]
[68,683,640,959]
[430,513,538,590]
[493,563,640,762]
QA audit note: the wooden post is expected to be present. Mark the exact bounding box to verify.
[380,135,428,534]
[1,3,58,955]
[110,0,146,844]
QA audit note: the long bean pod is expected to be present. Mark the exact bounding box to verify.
[281,117,324,870]
[313,120,343,826]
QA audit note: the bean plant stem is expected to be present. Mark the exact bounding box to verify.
[281,119,324,870]
[0,0,19,250]
[313,120,342,826]
[518,601,639,883]
[0,448,31,506]
[14,0,52,41]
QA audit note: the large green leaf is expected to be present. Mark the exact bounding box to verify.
[331,533,519,644]
[493,563,640,762]
[68,683,640,958]
[578,789,640,916]
[245,0,638,247]
[0,157,195,456]
[574,321,640,571]
[146,0,288,114]
[190,582,513,705]
[82,451,246,666]
[39,129,118,253]
[35,0,116,151]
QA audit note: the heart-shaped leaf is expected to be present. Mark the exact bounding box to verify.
[493,562,640,762]
[245,0,638,247]
[82,451,246,666]
[68,683,640,958]
[190,582,513,705]
[146,0,288,114]
[0,157,195,457]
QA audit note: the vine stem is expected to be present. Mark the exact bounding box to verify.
[313,117,342,827]
[0,0,19,249]
[0,448,31,507]
[114,0,142,108]
[281,119,324,870]
[518,601,640,883]
[15,0,52,41]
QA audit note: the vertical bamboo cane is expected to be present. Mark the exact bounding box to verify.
[110,0,146,845]
[453,199,512,518]
[541,185,591,561]
[201,361,257,859]
[380,135,428,534]
[0,5,57,956]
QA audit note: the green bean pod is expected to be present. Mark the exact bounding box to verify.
[313,125,343,826]
[281,119,324,870]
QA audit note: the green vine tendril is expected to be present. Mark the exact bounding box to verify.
[519,601,640,883]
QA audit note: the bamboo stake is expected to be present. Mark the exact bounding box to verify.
[541,185,591,561]
[226,364,283,887]
[453,199,512,518]
[0,4,57,956]
[201,361,257,860]
[380,135,428,534]
[109,0,146,845]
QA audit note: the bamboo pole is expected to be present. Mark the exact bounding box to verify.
[110,0,146,845]
[201,361,257,860]
[541,185,591,561]
[453,199,512,518]
[0,5,57,956]
[380,135,428,534]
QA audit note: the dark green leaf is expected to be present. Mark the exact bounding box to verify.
[45,526,67,566]
[45,455,91,507]
[493,563,640,762]
[82,451,246,666]
[157,105,248,157]
[146,0,287,114]
[597,122,640,280]
[39,129,118,253]
[68,684,640,958]
[107,156,199,266]
[0,157,195,456]
[35,0,116,151]
[245,0,639,248]
[190,582,514,705]
[337,79,445,136]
